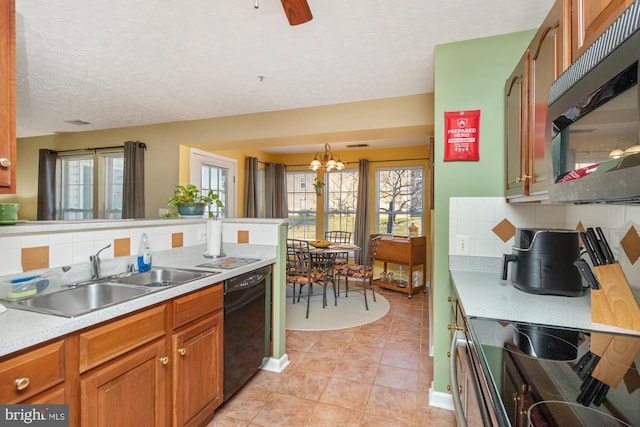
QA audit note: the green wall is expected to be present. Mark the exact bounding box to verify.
[431,30,535,393]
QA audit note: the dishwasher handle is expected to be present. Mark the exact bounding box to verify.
[450,330,469,427]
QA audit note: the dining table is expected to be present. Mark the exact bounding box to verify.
[308,243,361,302]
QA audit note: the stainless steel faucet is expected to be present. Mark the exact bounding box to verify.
[90,244,112,280]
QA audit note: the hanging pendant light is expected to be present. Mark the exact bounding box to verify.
[309,144,344,171]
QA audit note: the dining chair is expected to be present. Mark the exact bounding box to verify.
[325,230,352,266]
[286,239,327,318]
[335,233,382,310]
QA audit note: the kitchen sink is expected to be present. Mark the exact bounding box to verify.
[3,267,217,318]
[7,283,152,317]
[113,267,214,287]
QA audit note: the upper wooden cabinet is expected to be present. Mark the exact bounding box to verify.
[572,0,635,60]
[0,0,16,194]
[505,51,529,200]
[505,0,570,202]
[528,0,571,198]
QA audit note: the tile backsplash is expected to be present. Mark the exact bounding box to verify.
[449,197,640,288]
[0,219,284,278]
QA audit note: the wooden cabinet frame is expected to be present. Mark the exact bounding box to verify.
[0,0,15,193]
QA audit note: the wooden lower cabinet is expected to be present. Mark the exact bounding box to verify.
[172,312,223,427]
[80,339,167,427]
[80,340,169,427]
[1,283,226,427]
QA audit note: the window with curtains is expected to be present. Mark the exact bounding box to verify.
[286,171,317,239]
[376,167,424,235]
[58,150,124,220]
[325,169,358,239]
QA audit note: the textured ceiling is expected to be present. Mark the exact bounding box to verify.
[15,0,555,141]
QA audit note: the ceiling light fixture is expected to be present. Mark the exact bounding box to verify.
[609,148,624,159]
[309,143,344,171]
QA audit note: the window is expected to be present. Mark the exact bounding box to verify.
[201,165,227,219]
[58,150,124,220]
[376,167,424,235]
[190,148,237,218]
[326,169,358,239]
[286,171,317,239]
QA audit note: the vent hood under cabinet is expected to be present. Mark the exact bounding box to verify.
[546,2,640,204]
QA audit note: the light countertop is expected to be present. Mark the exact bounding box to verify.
[450,259,640,336]
[0,248,276,358]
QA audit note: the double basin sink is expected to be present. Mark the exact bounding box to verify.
[5,268,217,318]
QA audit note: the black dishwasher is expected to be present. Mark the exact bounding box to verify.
[223,265,271,402]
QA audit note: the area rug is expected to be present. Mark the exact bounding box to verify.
[286,287,390,331]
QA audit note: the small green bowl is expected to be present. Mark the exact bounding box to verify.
[0,203,20,221]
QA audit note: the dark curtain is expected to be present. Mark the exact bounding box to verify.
[122,141,146,219]
[265,162,288,218]
[37,149,58,220]
[244,156,259,217]
[354,159,370,264]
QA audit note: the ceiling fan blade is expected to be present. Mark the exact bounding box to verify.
[280,0,313,26]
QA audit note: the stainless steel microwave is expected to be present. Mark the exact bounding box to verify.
[546,2,640,204]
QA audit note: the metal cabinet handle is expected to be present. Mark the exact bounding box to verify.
[178,348,186,356]
[448,297,457,303]
[15,377,30,391]
[447,384,462,393]
[159,356,169,365]
[0,158,11,168]
[515,174,532,183]
[448,324,463,331]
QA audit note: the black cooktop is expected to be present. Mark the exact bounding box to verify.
[468,317,640,426]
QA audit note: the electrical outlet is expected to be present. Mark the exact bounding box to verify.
[456,235,470,255]
[197,229,207,241]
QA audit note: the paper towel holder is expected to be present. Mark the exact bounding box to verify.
[203,217,225,259]
[203,242,225,259]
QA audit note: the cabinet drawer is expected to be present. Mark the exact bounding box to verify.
[173,284,223,329]
[375,237,426,265]
[25,385,66,404]
[79,304,167,373]
[0,340,65,403]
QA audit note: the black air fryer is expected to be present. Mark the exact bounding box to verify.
[502,228,583,296]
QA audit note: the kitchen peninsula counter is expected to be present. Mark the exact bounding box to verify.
[0,249,276,358]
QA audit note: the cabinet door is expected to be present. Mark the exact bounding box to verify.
[0,0,15,193]
[501,350,526,426]
[455,345,483,427]
[80,340,167,427]
[572,0,634,60]
[505,50,529,199]
[172,312,223,427]
[528,0,570,197]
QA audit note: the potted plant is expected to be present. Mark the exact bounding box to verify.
[313,178,325,196]
[167,184,223,217]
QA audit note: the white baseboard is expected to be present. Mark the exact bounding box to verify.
[429,382,454,411]
[261,353,290,373]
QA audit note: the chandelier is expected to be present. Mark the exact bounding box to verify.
[309,143,345,171]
